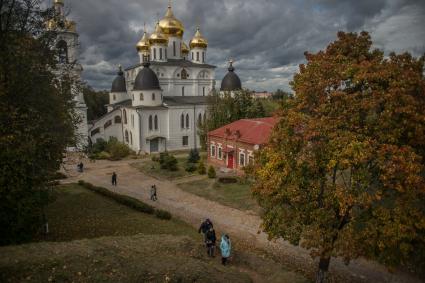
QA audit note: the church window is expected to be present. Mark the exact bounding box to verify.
[173,41,176,56]
[140,93,144,100]
[149,115,153,131]
[104,120,112,129]
[180,114,184,129]
[154,115,158,130]
[56,40,68,64]
[154,48,157,60]
[198,113,202,125]
[185,114,189,129]
[203,113,206,122]
[203,87,205,96]
[113,94,116,101]
[202,52,205,63]
[91,128,100,136]
[181,69,188,80]
[160,48,163,60]
[165,49,167,59]
[191,52,193,60]
[196,52,199,61]
[132,94,134,101]
[131,114,134,128]
[152,93,155,100]
[125,130,129,143]
[123,109,127,124]
[182,136,189,146]
[114,116,122,124]
[130,132,133,145]
[182,87,185,96]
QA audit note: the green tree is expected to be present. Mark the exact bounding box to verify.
[251,31,425,282]
[208,165,216,179]
[83,85,109,121]
[0,0,78,244]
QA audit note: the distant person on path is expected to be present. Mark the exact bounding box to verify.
[198,218,213,244]
[112,172,117,186]
[205,226,216,257]
[220,234,231,265]
[150,185,157,201]
[77,162,84,172]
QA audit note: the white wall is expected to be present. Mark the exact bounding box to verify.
[89,109,123,144]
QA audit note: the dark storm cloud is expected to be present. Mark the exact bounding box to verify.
[61,0,425,91]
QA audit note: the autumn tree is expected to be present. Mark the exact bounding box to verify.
[0,0,77,244]
[251,31,425,282]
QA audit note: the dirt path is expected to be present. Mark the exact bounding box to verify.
[64,159,421,283]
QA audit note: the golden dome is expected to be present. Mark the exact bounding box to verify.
[189,27,208,49]
[159,4,184,38]
[181,42,189,55]
[149,22,168,45]
[136,30,150,52]
[54,0,64,4]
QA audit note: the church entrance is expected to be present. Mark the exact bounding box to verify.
[150,138,159,153]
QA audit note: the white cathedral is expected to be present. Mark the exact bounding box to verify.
[51,0,243,153]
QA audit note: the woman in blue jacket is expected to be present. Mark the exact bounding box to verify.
[220,234,231,265]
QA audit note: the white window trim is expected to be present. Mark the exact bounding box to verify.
[210,144,216,158]
[239,152,246,167]
[217,145,223,160]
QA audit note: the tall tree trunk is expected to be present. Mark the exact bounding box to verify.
[315,257,330,283]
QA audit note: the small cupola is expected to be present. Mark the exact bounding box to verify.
[109,65,129,107]
[132,62,163,107]
[220,60,242,92]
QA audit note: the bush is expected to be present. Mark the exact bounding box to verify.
[208,166,216,178]
[96,151,111,160]
[198,161,206,175]
[106,138,131,160]
[159,152,169,165]
[92,138,107,154]
[185,163,197,172]
[155,209,172,220]
[165,155,178,171]
[79,181,154,214]
[151,155,159,162]
[187,149,200,163]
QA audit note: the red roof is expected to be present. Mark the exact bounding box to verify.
[208,117,278,145]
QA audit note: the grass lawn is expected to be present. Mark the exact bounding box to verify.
[131,156,202,180]
[36,183,199,242]
[177,178,260,213]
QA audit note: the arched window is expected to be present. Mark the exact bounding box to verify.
[154,48,157,60]
[160,48,163,60]
[180,114,184,129]
[56,40,68,64]
[125,130,129,143]
[202,87,205,96]
[173,41,176,56]
[181,69,188,80]
[123,109,127,124]
[196,52,199,61]
[203,113,206,122]
[186,114,189,129]
[198,113,202,125]
[154,115,158,130]
[152,93,155,100]
[140,93,144,100]
[113,94,116,101]
[149,115,153,131]
[202,52,205,63]
[130,132,133,145]
[182,86,185,96]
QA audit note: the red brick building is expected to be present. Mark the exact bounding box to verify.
[207,117,278,174]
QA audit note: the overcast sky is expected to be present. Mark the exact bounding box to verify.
[59,0,425,92]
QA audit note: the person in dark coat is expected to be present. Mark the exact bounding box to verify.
[205,226,216,257]
[112,172,117,186]
[150,185,157,201]
[198,219,213,243]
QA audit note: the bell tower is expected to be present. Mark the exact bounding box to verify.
[49,0,88,149]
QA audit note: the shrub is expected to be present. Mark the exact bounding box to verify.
[96,151,111,160]
[159,152,169,165]
[185,163,197,172]
[155,209,172,220]
[92,138,107,154]
[187,149,200,163]
[106,138,130,160]
[198,161,206,175]
[151,155,159,162]
[164,155,178,171]
[79,181,154,214]
[208,166,216,178]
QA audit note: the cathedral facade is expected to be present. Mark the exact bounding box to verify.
[88,3,243,153]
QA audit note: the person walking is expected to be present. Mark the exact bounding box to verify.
[150,185,157,201]
[220,234,231,265]
[205,226,216,257]
[198,219,213,244]
[112,172,117,186]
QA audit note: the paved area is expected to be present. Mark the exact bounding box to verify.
[64,159,421,283]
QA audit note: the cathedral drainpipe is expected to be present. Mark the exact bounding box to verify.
[193,105,197,150]
[137,109,143,154]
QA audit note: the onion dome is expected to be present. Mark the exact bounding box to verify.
[54,0,64,4]
[149,22,168,45]
[111,65,127,93]
[136,30,150,52]
[220,60,242,91]
[189,27,208,49]
[181,42,189,56]
[134,62,161,91]
[159,4,184,38]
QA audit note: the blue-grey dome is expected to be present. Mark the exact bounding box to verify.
[111,66,127,92]
[220,62,242,91]
[134,62,161,91]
